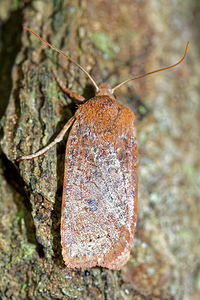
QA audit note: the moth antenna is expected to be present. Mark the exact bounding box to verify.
[24,28,99,92]
[112,42,189,92]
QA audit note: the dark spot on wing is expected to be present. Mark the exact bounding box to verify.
[88,198,98,212]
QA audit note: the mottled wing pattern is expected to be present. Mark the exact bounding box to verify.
[61,96,138,269]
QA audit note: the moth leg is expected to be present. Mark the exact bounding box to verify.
[53,69,85,102]
[16,116,75,161]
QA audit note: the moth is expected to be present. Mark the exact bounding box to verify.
[17,28,189,269]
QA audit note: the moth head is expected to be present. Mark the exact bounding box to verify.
[96,83,115,98]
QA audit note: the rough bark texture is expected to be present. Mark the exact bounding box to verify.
[0,0,199,299]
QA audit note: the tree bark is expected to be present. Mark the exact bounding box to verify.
[0,0,199,299]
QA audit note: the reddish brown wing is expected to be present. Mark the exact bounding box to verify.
[61,96,138,270]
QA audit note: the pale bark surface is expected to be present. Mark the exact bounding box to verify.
[0,0,199,299]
